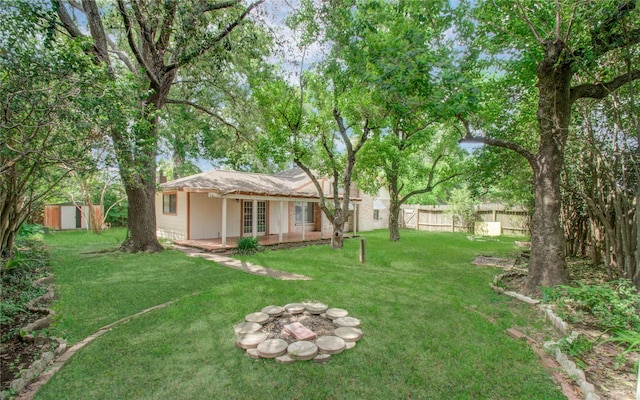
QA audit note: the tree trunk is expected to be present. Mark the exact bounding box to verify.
[389,204,401,242]
[388,166,401,241]
[526,153,568,294]
[120,178,162,252]
[0,169,26,260]
[112,104,165,253]
[331,210,345,248]
[524,48,572,295]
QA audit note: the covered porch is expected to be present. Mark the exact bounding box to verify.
[173,231,348,252]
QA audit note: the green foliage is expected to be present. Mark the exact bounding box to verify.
[18,223,44,239]
[234,236,261,255]
[544,280,640,332]
[558,334,594,358]
[0,238,49,340]
[605,330,640,360]
[447,186,477,231]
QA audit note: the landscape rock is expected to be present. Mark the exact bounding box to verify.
[316,336,346,354]
[287,341,318,360]
[334,316,361,328]
[326,308,348,320]
[335,327,363,342]
[236,332,268,349]
[245,312,269,324]
[257,339,288,358]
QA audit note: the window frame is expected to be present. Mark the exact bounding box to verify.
[162,192,177,215]
[295,202,314,224]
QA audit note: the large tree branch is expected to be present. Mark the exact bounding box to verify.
[515,0,545,44]
[199,0,242,12]
[398,154,460,206]
[157,1,177,51]
[172,0,265,69]
[81,0,110,65]
[116,0,160,88]
[584,1,640,59]
[106,37,137,73]
[165,98,242,134]
[292,159,334,223]
[456,114,537,167]
[570,69,640,103]
[55,2,84,39]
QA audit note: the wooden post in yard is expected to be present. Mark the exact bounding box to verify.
[359,238,366,264]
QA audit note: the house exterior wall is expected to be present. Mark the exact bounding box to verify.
[358,188,390,232]
[156,191,188,240]
[227,200,242,238]
[288,201,319,233]
[268,200,289,235]
[189,193,219,239]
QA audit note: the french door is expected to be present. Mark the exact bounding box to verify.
[242,200,267,236]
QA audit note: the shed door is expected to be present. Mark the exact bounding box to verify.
[76,207,82,228]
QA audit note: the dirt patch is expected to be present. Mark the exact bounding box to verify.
[0,310,54,393]
[497,263,638,400]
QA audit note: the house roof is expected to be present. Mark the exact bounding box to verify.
[160,168,319,199]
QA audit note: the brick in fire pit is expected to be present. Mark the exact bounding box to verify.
[283,322,317,340]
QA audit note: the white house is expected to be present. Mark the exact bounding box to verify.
[155,168,389,245]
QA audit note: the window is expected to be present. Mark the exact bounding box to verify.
[243,201,253,234]
[257,201,267,233]
[163,193,177,214]
[295,202,314,224]
[373,210,380,221]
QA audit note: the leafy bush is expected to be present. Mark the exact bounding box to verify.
[605,330,640,360]
[558,334,593,357]
[235,236,261,254]
[543,279,640,332]
[1,239,50,340]
[18,223,44,239]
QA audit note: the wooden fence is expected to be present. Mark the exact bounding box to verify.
[400,203,530,235]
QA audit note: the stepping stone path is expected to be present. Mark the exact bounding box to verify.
[234,302,363,363]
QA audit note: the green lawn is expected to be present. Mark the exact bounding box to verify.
[38,229,564,399]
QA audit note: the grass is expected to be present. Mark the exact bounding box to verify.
[36,229,564,399]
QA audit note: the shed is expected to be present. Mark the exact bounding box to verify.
[43,203,102,230]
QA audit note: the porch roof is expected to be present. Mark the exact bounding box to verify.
[161,168,362,202]
[161,168,316,198]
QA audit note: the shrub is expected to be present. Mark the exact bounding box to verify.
[1,238,50,340]
[544,279,640,332]
[18,223,44,239]
[235,236,261,254]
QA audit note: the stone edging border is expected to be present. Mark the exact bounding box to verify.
[2,276,67,399]
[491,272,601,400]
[12,292,201,400]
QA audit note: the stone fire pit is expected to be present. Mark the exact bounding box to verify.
[234,302,363,363]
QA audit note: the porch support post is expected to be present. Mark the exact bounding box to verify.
[279,201,284,243]
[302,201,306,241]
[252,199,258,238]
[354,203,358,236]
[221,197,227,247]
[319,202,323,239]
